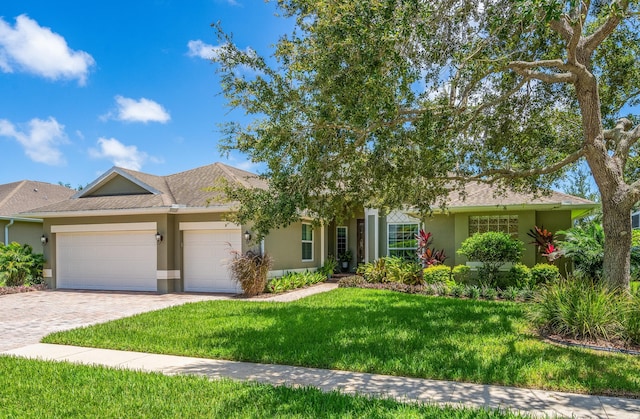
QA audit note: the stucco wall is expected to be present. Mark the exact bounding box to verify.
[0,220,44,250]
[423,214,456,267]
[264,221,321,271]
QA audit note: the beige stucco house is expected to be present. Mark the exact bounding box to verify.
[24,163,323,293]
[23,162,598,293]
[330,183,598,272]
[0,181,74,249]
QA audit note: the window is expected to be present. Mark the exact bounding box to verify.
[468,215,519,238]
[302,223,313,261]
[633,212,640,230]
[336,226,348,258]
[387,223,419,260]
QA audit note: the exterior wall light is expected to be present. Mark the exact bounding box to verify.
[155,232,163,243]
[41,234,48,245]
[244,230,252,242]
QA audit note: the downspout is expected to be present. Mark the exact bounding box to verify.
[4,218,15,245]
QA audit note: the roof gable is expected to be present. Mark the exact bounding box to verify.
[76,167,161,198]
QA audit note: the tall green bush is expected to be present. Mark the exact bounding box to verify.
[0,242,44,287]
[457,232,524,287]
[508,263,532,288]
[530,263,561,285]
[529,278,625,341]
[422,265,451,284]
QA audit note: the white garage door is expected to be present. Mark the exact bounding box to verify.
[56,231,158,291]
[183,229,241,293]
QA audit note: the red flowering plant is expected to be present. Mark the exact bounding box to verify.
[527,226,562,263]
[416,229,447,268]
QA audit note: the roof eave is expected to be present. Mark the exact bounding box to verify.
[22,205,237,218]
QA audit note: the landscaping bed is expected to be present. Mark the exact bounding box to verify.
[0,283,47,296]
[43,288,640,397]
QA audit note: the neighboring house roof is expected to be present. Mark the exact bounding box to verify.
[0,180,75,218]
[23,163,267,216]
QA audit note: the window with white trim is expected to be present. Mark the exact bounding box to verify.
[387,223,419,259]
[468,215,519,237]
[633,212,640,230]
[302,223,313,261]
[336,226,348,258]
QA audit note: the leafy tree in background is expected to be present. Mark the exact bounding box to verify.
[213,1,640,290]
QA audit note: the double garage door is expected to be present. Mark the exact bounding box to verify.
[54,223,241,293]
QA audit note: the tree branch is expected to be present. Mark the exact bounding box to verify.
[440,149,585,183]
[509,67,577,84]
[549,17,573,42]
[583,0,629,55]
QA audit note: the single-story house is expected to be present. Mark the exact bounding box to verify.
[23,163,598,293]
[0,180,75,248]
[327,183,598,272]
[23,163,324,293]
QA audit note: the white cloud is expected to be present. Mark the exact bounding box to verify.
[0,15,95,85]
[103,95,171,124]
[89,137,154,171]
[186,39,224,60]
[0,117,67,165]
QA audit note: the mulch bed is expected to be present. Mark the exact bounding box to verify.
[543,334,640,356]
[0,284,48,296]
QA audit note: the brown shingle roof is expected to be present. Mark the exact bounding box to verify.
[0,181,75,217]
[24,162,266,214]
[443,182,595,209]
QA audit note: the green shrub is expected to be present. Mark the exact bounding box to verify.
[228,250,273,297]
[501,286,520,301]
[266,271,325,293]
[0,242,45,287]
[557,222,604,280]
[530,263,561,286]
[450,283,465,297]
[508,263,532,288]
[457,232,524,287]
[422,265,451,284]
[318,256,338,278]
[529,278,625,341]
[385,257,423,285]
[481,287,498,300]
[624,289,640,345]
[357,258,388,283]
[466,285,481,299]
[451,264,471,283]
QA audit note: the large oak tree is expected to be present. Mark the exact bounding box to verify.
[213,0,640,289]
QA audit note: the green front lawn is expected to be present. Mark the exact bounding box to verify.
[44,288,640,397]
[0,357,525,418]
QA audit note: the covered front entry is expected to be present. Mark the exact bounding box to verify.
[55,223,158,291]
[181,222,241,293]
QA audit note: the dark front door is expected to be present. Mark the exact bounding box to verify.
[357,219,365,264]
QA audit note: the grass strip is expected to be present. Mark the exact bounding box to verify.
[0,356,526,418]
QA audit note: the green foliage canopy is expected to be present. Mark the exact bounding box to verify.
[213,1,640,288]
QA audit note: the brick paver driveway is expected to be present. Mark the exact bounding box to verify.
[0,290,230,352]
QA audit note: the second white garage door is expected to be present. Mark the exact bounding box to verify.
[183,229,241,293]
[56,231,158,291]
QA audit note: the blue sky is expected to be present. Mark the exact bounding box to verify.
[0,0,290,187]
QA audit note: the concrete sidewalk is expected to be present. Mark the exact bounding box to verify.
[4,343,639,418]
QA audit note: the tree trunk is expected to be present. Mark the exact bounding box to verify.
[600,198,632,290]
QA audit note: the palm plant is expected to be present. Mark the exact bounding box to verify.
[557,223,605,281]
